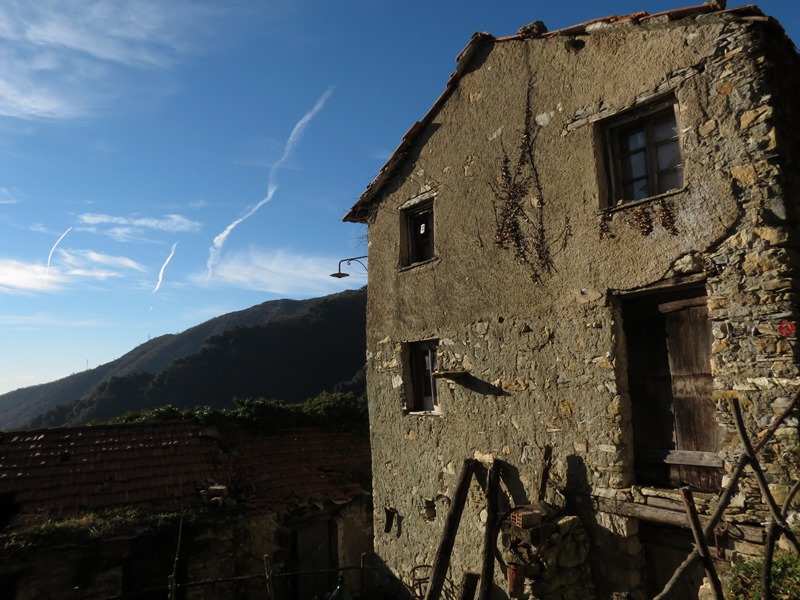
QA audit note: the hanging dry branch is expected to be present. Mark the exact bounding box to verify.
[491,82,557,282]
[730,398,800,554]
[654,387,800,600]
[762,479,800,600]
[680,487,724,599]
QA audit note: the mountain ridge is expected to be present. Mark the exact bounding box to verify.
[0,288,366,430]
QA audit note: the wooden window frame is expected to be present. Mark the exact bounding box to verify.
[603,97,684,208]
[405,340,440,414]
[401,199,435,267]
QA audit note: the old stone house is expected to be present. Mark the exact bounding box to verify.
[345,3,800,599]
[0,421,372,599]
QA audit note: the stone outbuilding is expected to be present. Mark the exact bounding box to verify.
[345,3,800,598]
[0,420,372,599]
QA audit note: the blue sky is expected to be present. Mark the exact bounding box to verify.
[0,1,798,395]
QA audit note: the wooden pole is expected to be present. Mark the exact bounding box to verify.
[458,572,481,600]
[761,478,800,600]
[654,388,800,599]
[731,398,800,553]
[263,554,274,600]
[537,445,553,503]
[762,520,777,600]
[679,487,723,599]
[478,462,500,600]
[425,459,477,600]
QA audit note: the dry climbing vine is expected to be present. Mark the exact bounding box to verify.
[491,84,556,282]
[599,198,680,238]
[629,205,654,236]
[655,199,678,235]
[598,211,613,239]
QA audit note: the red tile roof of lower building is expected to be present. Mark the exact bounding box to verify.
[0,421,370,531]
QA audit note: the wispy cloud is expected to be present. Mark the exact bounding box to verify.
[206,86,334,279]
[272,87,334,172]
[153,241,177,293]
[57,248,146,274]
[0,249,147,294]
[45,225,71,281]
[78,212,201,241]
[0,259,56,293]
[0,1,221,119]
[0,312,107,328]
[196,247,364,297]
[0,186,20,204]
[206,194,274,280]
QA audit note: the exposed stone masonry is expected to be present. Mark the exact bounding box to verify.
[358,9,800,600]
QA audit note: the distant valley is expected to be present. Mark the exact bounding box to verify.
[0,287,366,430]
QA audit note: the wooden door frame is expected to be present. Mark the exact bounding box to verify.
[618,284,723,491]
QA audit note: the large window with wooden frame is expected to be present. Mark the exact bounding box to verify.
[603,98,683,207]
[405,340,439,414]
[621,287,722,492]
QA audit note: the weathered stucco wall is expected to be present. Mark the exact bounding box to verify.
[364,13,800,599]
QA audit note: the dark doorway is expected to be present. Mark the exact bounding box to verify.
[0,493,19,529]
[640,522,704,598]
[0,572,18,600]
[291,519,338,600]
[622,286,722,491]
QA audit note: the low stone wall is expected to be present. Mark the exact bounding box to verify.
[501,508,594,600]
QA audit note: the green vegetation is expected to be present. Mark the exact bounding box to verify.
[104,391,368,431]
[1,507,184,552]
[727,548,800,600]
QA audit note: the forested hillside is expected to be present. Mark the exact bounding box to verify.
[0,288,366,429]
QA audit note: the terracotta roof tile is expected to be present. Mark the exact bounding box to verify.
[0,421,370,531]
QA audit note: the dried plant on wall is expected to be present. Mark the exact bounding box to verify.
[598,198,679,239]
[491,85,556,282]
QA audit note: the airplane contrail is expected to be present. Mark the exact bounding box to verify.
[205,86,335,280]
[153,242,178,293]
[45,226,72,282]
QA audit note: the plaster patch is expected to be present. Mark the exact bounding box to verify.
[535,111,555,126]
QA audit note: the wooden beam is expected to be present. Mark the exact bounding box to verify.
[680,487,724,600]
[458,572,480,600]
[537,445,553,503]
[653,387,800,600]
[425,459,477,600]
[479,463,499,600]
[658,297,709,313]
[638,448,724,468]
[594,497,763,544]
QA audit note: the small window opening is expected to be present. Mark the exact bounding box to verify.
[406,340,439,413]
[0,493,20,529]
[403,200,435,265]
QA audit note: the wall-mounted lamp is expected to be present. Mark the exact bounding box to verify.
[330,255,368,278]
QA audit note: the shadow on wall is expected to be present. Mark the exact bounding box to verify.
[364,552,419,599]
[379,455,639,600]
[456,374,510,397]
[565,455,604,593]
